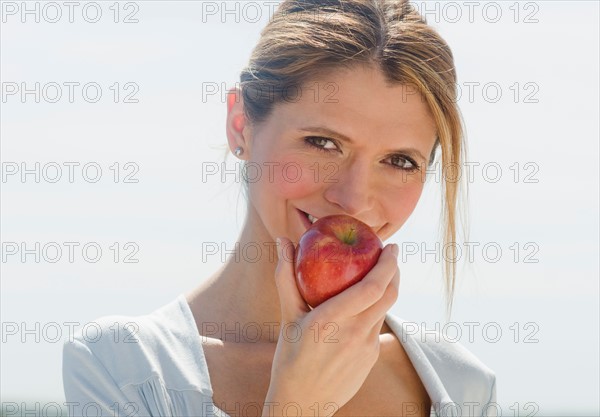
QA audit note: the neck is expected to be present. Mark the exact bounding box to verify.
[187,205,284,344]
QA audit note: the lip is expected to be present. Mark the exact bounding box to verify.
[297,208,313,231]
[296,208,381,235]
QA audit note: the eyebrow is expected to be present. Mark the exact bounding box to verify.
[298,126,428,163]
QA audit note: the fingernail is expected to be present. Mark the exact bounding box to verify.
[275,238,282,258]
[391,244,399,257]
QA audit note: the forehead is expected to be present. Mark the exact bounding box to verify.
[265,65,437,145]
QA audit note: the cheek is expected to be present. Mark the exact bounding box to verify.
[262,156,321,200]
[386,181,425,225]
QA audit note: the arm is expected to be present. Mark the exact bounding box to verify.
[261,238,400,417]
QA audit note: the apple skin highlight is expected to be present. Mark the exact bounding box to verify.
[294,214,384,308]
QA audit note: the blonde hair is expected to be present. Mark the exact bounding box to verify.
[232,0,468,317]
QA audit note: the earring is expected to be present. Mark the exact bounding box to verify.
[234,146,244,157]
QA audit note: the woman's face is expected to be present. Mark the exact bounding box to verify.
[232,64,438,245]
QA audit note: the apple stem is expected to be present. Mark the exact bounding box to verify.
[343,227,357,245]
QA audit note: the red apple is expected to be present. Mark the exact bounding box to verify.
[294,214,383,308]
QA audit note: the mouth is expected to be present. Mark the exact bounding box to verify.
[296,208,383,236]
[297,209,319,231]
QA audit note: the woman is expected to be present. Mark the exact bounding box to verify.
[63,1,496,416]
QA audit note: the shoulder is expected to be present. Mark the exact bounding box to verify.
[62,295,223,414]
[63,295,210,390]
[384,312,497,415]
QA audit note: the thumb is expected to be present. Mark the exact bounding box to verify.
[275,237,311,323]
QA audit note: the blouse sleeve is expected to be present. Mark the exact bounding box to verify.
[62,297,237,417]
[62,338,149,417]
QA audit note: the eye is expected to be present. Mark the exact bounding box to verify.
[304,136,339,152]
[386,155,420,172]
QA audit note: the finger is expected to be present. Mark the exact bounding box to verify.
[366,267,400,340]
[274,237,311,323]
[362,266,400,332]
[317,244,399,319]
[370,315,388,341]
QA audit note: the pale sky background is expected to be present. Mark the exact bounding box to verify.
[1,0,599,415]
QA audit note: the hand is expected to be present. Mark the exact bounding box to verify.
[262,237,400,417]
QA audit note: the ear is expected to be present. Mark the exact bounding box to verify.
[226,87,250,159]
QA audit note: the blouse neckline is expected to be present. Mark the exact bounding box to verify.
[172,294,415,417]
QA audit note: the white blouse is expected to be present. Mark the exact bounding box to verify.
[62,294,497,417]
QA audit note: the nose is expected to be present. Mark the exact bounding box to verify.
[322,157,375,217]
